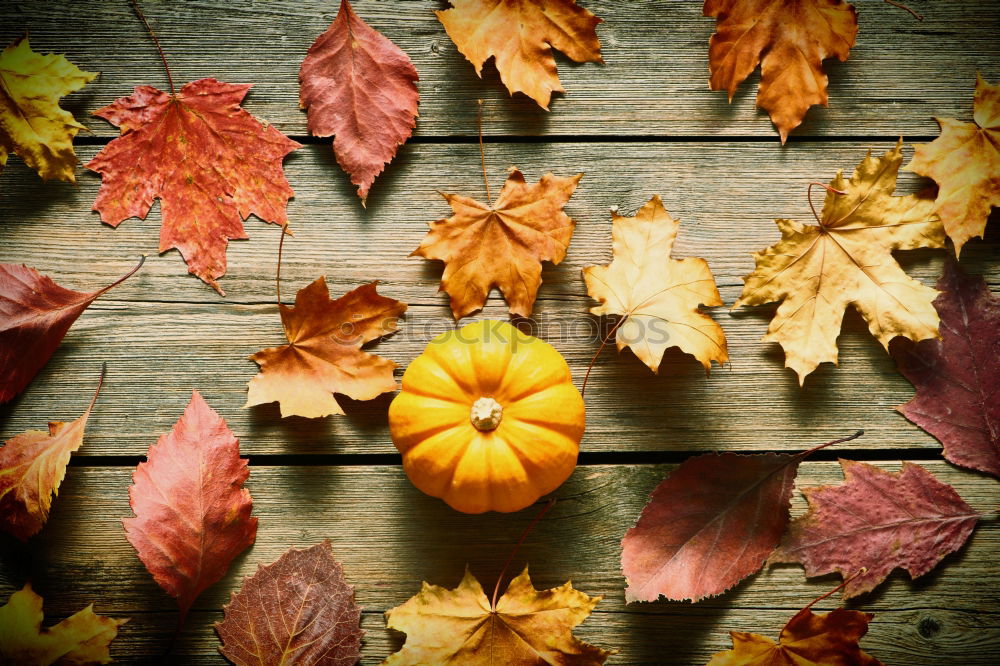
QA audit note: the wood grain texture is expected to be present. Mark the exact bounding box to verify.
[0,1,998,141]
[1,143,996,455]
[0,462,996,664]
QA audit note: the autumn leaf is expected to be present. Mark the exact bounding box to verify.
[216,541,362,666]
[415,169,582,319]
[708,586,882,666]
[0,365,104,541]
[770,460,981,599]
[299,0,419,204]
[583,195,728,374]
[246,279,406,418]
[123,391,257,625]
[0,36,97,182]
[436,0,603,109]
[0,257,143,404]
[704,0,858,142]
[906,74,1000,255]
[894,261,1000,477]
[0,584,127,665]
[384,566,611,665]
[86,79,301,293]
[734,141,945,383]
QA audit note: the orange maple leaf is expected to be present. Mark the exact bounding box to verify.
[414,169,582,319]
[246,279,407,418]
[436,0,603,109]
[87,79,301,294]
[906,74,1000,255]
[704,0,858,143]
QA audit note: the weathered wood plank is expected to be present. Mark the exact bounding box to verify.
[1,1,998,143]
[2,142,996,455]
[1,462,996,663]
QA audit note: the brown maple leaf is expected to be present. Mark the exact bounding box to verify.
[584,195,728,374]
[704,0,858,142]
[246,279,406,418]
[0,365,104,541]
[124,391,257,626]
[383,567,611,665]
[734,141,945,383]
[0,584,127,665]
[216,541,362,666]
[894,261,1000,477]
[0,37,97,182]
[0,258,142,404]
[436,0,603,109]
[770,460,981,599]
[414,169,582,319]
[906,74,1000,255]
[300,0,419,204]
[87,78,301,294]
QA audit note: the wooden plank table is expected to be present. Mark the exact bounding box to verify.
[2,1,998,663]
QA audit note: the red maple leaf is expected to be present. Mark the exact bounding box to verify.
[299,0,419,204]
[894,261,1000,477]
[87,79,300,294]
[123,391,257,625]
[771,460,981,598]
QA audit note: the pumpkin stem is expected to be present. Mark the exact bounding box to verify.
[470,397,502,431]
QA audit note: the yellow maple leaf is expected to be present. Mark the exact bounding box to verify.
[383,567,611,665]
[734,141,945,383]
[0,37,97,182]
[906,74,1000,256]
[436,0,603,109]
[0,584,127,665]
[583,195,728,373]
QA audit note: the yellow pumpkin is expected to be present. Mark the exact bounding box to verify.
[389,320,585,513]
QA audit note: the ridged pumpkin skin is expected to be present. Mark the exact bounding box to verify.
[389,320,585,513]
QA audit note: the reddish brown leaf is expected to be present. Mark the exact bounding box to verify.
[87,79,301,293]
[771,461,980,598]
[124,391,257,624]
[895,261,1000,477]
[216,541,362,666]
[246,279,406,419]
[0,258,142,403]
[622,451,806,602]
[708,607,882,665]
[300,0,419,204]
[0,366,104,540]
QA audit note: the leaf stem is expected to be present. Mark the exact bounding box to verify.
[129,0,176,95]
[582,315,629,396]
[798,429,864,460]
[477,99,492,204]
[802,567,867,613]
[94,255,146,299]
[491,499,555,609]
[275,226,289,306]
[806,181,847,225]
[85,362,108,415]
[883,0,923,21]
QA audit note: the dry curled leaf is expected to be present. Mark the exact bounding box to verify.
[704,0,858,142]
[384,567,611,665]
[894,261,1000,477]
[414,169,582,319]
[734,141,945,383]
[300,0,419,204]
[708,605,882,665]
[771,460,980,599]
[584,195,728,373]
[906,74,1000,255]
[124,391,257,626]
[436,0,602,109]
[0,36,97,182]
[0,366,104,541]
[216,541,362,666]
[0,584,127,666]
[246,279,406,418]
[0,258,142,404]
[87,79,300,293]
